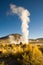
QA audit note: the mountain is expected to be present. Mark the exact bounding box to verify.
[0,34,21,39]
[0,34,22,44]
[0,33,43,44]
[36,38,43,41]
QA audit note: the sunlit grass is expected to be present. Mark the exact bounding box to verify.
[0,43,43,65]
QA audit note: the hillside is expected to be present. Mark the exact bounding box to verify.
[0,34,22,44]
[0,34,43,44]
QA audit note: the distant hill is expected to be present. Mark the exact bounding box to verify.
[36,38,43,41]
[0,34,22,44]
[0,34,21,39]
[0,33,43,44]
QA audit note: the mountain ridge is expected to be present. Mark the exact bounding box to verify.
[0,33,43,44]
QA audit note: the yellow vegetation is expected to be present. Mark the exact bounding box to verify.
[0,43,43,65]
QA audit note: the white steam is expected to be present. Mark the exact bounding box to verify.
[9,35,16,44]
[9,4,30,44]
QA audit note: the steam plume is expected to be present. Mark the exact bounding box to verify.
[10,4,30,43]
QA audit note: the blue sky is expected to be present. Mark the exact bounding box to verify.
[0,0,43,39]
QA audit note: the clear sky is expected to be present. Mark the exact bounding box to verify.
[0,0,43,39]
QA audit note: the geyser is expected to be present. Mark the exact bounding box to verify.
[9,4,30,44]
